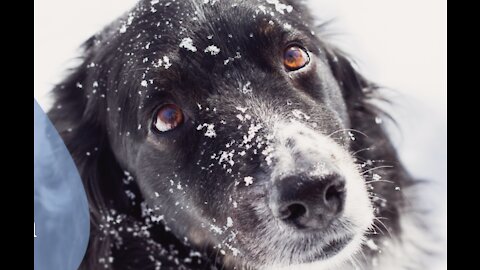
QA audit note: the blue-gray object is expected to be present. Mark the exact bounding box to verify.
[34,99,90,270]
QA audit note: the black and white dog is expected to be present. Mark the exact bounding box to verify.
[49,0,436,269]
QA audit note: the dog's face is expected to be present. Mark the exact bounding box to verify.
[93,0,373,268]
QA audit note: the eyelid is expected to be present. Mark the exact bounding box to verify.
[283,32,311,49]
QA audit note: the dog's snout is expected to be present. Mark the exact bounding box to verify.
[269,174,346,230]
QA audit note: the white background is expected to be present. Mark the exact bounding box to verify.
[34,0,446,267]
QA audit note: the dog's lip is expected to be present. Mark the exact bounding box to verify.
[301,234,354,263]
[320,235,353,258]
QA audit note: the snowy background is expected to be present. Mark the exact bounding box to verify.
[34,0,446,268]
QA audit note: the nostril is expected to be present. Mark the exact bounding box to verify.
[287,203,307,221]
[325,184,341,202]
[324,182,346,212]
[279,203,307,222]
[270,174,346,230]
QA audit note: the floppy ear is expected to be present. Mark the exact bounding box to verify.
[48,37,140,269]
[48,37,111,223]
[324,46,374,103]
[323,45,386,125]
[324,46,416,236]
[323,46,412,179]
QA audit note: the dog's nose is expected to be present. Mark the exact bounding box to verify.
[269,174,346,230]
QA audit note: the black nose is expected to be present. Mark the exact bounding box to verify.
[269,174,346,230]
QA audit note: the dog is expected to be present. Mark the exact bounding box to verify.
[48,0,436,269]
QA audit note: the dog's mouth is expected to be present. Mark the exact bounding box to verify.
[245,230,357,269]
[303,234,354,263]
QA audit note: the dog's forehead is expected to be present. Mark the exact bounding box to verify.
[124,2,311,78]
[111,0,311,56]
[135,0,302,24]
[101,0,320,108]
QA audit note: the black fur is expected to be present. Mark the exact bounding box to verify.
[49,1,414,269]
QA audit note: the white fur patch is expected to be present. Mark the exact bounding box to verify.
[261,120,374,269]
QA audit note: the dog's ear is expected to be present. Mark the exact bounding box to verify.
[48,36,112,219]
[324,45,412,179]
[323,46,375,103]
[323,45,386,129]
[48,36,138,268]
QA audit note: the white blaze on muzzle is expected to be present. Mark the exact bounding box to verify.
[263,120,374,267]
[268,120,373,221]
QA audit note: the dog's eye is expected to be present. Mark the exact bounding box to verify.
[284,45,310,71]
[153,104,184,132]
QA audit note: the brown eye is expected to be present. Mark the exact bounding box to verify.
[153,104,184,132]
[284,45,310,71]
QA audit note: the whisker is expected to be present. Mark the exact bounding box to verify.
[349,256,359,269]
[361,165,394,175]
[352,147,372,156]
[328,128,369,138]
[370,222,386,236]
[373,217,393,238]
[365,179,394,184]
[351,253,366,270]
[357,248,369,269]
[369,195,387,201]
